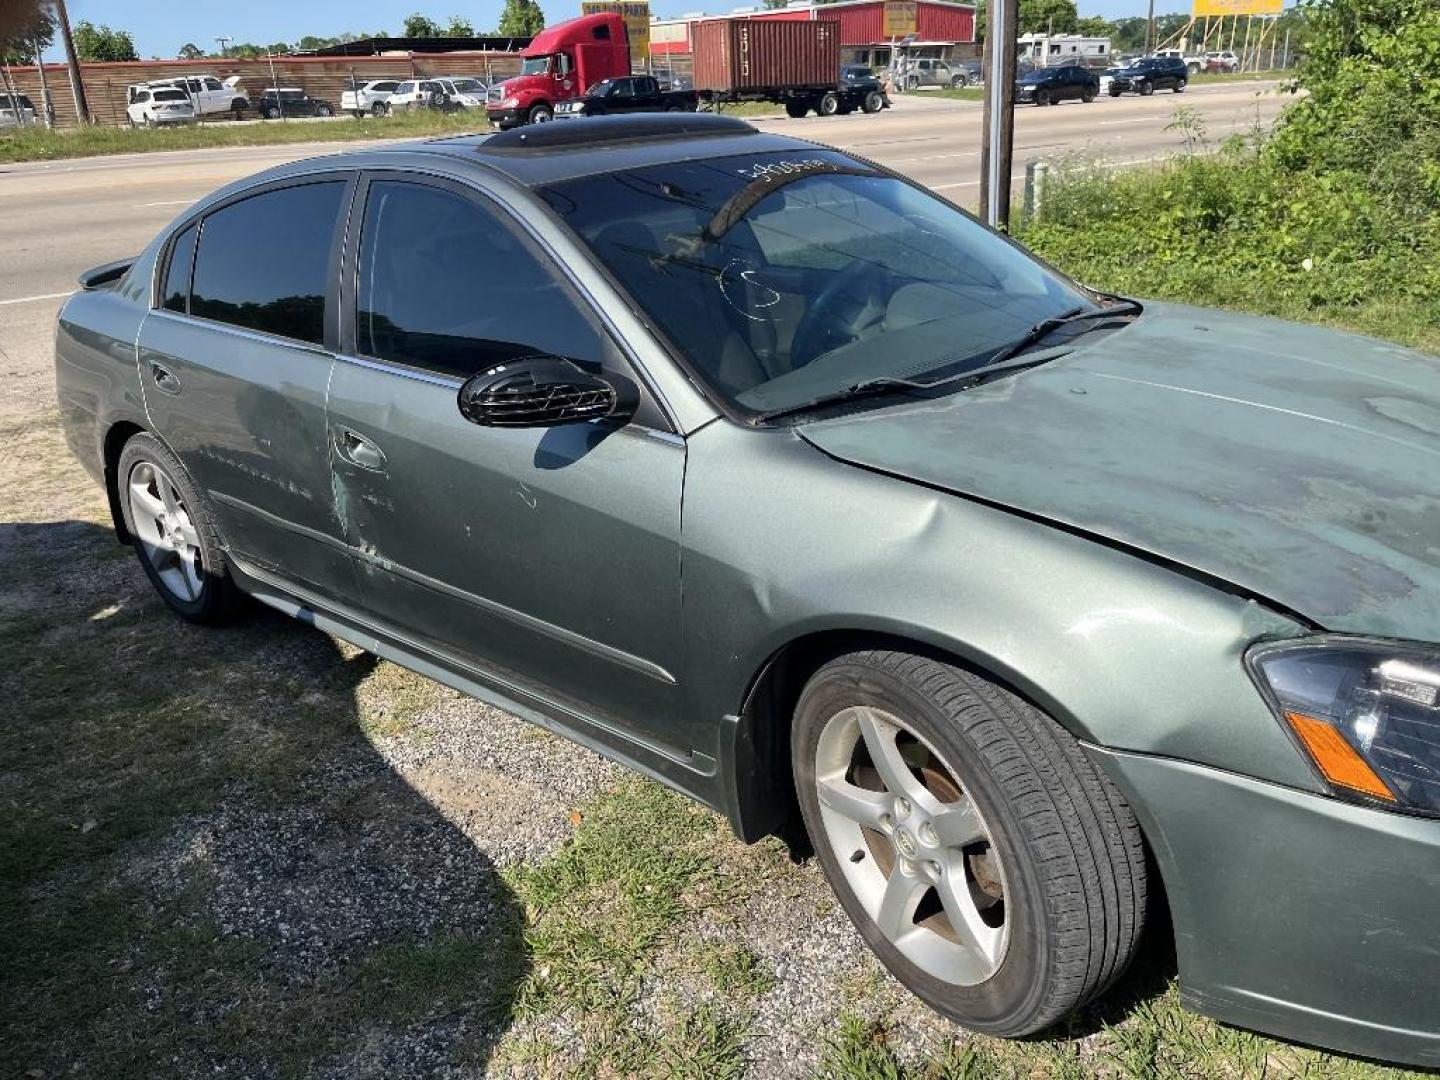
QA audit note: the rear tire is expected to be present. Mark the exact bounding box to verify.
[316,103,333,117]
[116,433,244,625]
[950,74,969,88]
[1174,78,1187,93]
[372,101,389,116]
[785,100,809,118]
[818,91,840,116]
[1139,80,1154,96]
[1036,88,1051,106]
[793,651,1147,1036]
[1082,86,1097,102]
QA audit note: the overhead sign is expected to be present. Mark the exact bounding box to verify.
[883,0,918,37]
[582,0,651,64]
[1191,0,1282,16]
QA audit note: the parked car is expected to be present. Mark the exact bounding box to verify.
[1108,56,1189,95]
[556,75,697,117]
[1015,64,1099,105]
[898,57,972,89]
[0,92,37,128]
[1151,47,1205,75]
[388,77,488,113]
[129,75,248,119]
[1205,49,1241,72]
[1097,65,1122,94]
[256,88,336,119]
[126,87,196,127]
[55,112,1440,1073]
[340,79,402,117]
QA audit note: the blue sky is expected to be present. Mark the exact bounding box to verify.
[59,0,1184,61]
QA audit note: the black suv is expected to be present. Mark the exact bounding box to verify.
[1014,65,1100,106]
[1108,56,1189,96]
[257,89,337,119]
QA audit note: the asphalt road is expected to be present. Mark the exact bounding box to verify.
[0,79,1286,416]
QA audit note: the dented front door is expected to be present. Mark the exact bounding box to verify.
[324,172,686,750]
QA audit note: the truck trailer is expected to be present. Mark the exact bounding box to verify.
[692,19,887,117]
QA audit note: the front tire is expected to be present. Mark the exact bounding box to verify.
[527,102,553,124]
[315,103,333,117]
[372,101,389,116]
[793,651,1147,1036]
[117,433,243,624]
[1082,86,1097,102]
[1174,78,1187,93]
[1139,80,1154,96]
[861,90,884,113]
[1035,88,1051,106]
[950,74,969,88]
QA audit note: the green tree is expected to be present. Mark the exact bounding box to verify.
[72,21,138,62]
[1074,15,1111,36]
[498,0,546,36]
[1,0,52,66]
[445,15,476,35]
[1018,0,1078,35]
[177,42,204,59]
[403,13,443,36]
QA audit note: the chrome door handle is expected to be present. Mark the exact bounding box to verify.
[149,361,182,395]
[335,427,387,471]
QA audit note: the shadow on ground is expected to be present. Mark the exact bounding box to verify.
[0,519,530,1078]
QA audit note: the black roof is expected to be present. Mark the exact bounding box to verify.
[303,35,531,56]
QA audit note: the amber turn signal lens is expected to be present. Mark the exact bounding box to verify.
[1285,712,1396,802]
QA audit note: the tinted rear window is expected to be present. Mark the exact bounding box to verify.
[190,181,346,345]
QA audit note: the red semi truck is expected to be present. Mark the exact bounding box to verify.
[486,12,632,128]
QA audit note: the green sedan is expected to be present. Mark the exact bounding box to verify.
[54,114,1440,1067]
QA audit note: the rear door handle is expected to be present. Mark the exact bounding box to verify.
[334,427,387,472]
[149,361,182,395]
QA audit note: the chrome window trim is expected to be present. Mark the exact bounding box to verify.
[148,307,333,357]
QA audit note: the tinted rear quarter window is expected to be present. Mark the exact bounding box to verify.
[190,181,346,345]
[162,223,198,313]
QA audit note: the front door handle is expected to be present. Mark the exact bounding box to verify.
[149,361,182,395]
[334,427,387,472]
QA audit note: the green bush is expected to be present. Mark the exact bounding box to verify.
[1018,0,1440,353]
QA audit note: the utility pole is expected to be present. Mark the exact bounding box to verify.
[979,0,1018,230]
[52,0,90,124]
[215,36,232,57]
[33,33,54,128]
[1145,0,1156,54]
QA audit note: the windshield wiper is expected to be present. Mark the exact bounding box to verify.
[983,296,1142,369]
[752,346,1073,424]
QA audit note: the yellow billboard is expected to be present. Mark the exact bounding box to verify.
[1191,0,1282,15]
[582,0,652,64]
[883,0,918,37]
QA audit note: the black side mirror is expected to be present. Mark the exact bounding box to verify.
[457,356,637,428]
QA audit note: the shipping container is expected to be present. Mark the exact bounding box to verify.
[692,19,839,93]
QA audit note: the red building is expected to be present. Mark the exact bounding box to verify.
[650,0,977,71]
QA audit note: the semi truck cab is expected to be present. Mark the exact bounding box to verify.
[486,12,632,128]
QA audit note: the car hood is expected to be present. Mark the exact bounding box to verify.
[799,302,1440,640]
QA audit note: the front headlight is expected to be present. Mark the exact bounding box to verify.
[1248,638,1440,815]
[500,96,518,108]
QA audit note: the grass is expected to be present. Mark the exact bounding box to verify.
[925,87,987,102]
[1018,138,1440,356]
[1189,67,1293,83]
[0,101,786,163]
[0,109,495,163]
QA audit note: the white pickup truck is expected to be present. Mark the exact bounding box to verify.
[340,79,402,116]
[127,75,248,118]
[1151,48,1207,75]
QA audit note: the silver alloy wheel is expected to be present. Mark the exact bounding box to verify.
[814,705,1009,986]
[127,459,204,602]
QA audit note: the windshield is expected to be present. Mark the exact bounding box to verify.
[450,78,483,92]
[541,151,1089,415]
[588,78,617,96]
[520,55,554,76]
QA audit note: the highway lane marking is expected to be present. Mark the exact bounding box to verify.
[0,291,71,306]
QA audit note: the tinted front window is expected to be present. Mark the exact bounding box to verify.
[356,181,604,378]
[191,181,345,345]
[543,153,1088,413]
[162,223,197,313]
